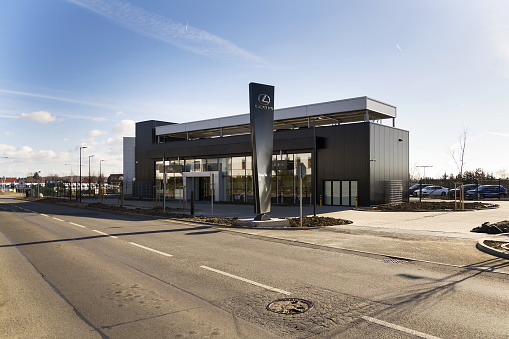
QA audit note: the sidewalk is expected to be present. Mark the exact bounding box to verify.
[0,231,100,338]
[81,196,509,264]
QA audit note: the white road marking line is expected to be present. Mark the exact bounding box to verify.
[52,217,64,222]
[128,242,173,257]
[362,316,442,339]
[69,222,86,228]
[40,214,49,217]
[92,230,118,239]
[200,265,292,295]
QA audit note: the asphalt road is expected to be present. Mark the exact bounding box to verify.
[1,196,508,338]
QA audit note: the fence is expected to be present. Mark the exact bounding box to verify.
[410,178,509,200]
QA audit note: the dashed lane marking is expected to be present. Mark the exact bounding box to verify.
[128,242,173,257]
[362,316,442,339]
[200,265,292,296]
[92,230,119,239]
[52,217,65,222]
[69,222,86,228]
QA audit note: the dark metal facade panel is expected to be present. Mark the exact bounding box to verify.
[315,123,371,205]
[134,120,409,206]
[369,124,410,204]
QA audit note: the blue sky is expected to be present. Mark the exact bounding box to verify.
[1,0,509,179]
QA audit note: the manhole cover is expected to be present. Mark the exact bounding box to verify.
[266,298,313,314]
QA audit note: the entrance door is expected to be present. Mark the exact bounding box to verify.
[323,180,358,206]
[199,177,211,200]
[183,172,220,202]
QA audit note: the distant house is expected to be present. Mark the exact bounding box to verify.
[1,177,18,191]
[108,174,123,185]
[3,177,17,185]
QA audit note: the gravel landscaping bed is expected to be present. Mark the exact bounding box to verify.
[31,198,352,227]
[483,240,509,253]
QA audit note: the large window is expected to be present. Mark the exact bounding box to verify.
[155,153,311,204]
[155,159,184,199]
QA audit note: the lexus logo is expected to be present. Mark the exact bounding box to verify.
[258,94,271,105]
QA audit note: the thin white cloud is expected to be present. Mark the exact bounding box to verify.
[0,114,20,119]
[66,0,266,65]
[92,117,108,122]
[486,131,509,138]
[20,111,57,124]
[112,119,135,136]
[4,131,15,136]
[0,89,117,109]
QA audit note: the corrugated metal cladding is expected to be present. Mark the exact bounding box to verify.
[134,120,409,206]
[369,124,410,204]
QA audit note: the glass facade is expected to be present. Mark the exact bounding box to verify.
[155,153,313,204]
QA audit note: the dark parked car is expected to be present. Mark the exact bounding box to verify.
[465,185,507,199]
[448,184,479,198]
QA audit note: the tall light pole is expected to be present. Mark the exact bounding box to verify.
[79,146,87,202]
[88,155,94,196]
[417,165,433,179]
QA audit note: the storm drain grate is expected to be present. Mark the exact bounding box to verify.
[266,298,313,314]
[381,258,408,264]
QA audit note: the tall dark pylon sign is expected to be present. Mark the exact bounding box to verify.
[249,82,274,220]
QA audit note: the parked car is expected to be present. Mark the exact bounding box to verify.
[409,183,432,195]
[448,184,479,198]
[413,185,449,197]
[465,185,507,199]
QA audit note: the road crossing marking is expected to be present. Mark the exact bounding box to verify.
[128,242,173,257]
[92,229,119,239]
[200,265,292,295]
[362,316,442,339]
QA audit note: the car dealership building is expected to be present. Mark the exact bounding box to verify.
[126,96,409,207]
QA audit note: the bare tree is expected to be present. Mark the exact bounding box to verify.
[497,169,509,179]
[449,128,468,179]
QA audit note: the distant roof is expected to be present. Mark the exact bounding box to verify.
[155,96,396,140]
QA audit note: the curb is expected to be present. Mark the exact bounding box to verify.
[476,236,509,260]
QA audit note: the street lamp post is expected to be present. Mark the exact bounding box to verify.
[79,146,87,202]
[88,155,94,197]
[417,165,433,179]
[416,165,433,201]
